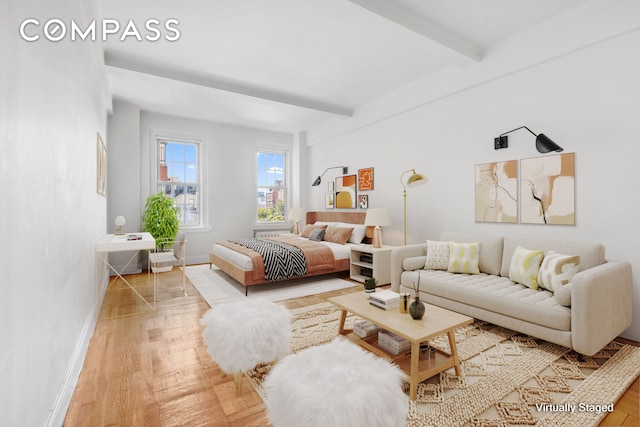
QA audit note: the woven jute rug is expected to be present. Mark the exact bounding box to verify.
[247,302,640,427]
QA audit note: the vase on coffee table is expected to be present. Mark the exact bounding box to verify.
[409,296,425,320]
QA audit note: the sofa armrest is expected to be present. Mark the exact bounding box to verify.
[391,244,428,292]
[571,261,632,356]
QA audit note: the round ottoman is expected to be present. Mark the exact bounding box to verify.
[200,298,292,395]
[263,338,407,427]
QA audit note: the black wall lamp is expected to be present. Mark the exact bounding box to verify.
[494,126,563,153]
[311,166,348,186]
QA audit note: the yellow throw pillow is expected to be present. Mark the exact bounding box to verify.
[447,242,480,274]
[509,246,545,290]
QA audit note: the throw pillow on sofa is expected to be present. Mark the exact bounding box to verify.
[425,240,450,270]
[447,242,480,274]
[538,250,581,293]
[509,246,545,290]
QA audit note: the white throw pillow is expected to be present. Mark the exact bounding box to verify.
[424,240,450,270]
[508,246,545,290]
[337,222,367,244]
[538,251,580,293]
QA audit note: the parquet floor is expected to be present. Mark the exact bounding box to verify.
[63,267,639,426]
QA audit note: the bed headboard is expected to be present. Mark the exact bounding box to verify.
[306,211,373,242]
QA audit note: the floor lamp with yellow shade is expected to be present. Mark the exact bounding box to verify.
[400,169,428,245]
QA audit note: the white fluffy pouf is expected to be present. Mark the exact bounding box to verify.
[200,298,292,380]
[263,338,407,427]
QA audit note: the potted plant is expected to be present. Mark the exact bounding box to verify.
[363,277,377,293]
[142,192,181,272]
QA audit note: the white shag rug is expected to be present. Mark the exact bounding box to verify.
[185,264,359,306]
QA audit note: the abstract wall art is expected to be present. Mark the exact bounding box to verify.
[335,174,357,208]
[520,153,575,225]
[475,160,518,223]
[358,167,374,191]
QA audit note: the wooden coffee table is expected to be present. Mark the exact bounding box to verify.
[327,292,473,400]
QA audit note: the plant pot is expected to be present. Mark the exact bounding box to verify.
[409,296,425,320]
[364,287,376,294]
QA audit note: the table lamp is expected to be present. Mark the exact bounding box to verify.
[114,216,126,235]
[364,208,391,248]
[289,208,305,235]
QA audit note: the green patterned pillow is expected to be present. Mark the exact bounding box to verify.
[508,246,545,289]
[538,251,580,292]
[447,242,480,274]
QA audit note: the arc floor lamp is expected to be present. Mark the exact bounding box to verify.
[400,169,427,245]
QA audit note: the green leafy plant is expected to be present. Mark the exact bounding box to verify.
[364,277,377,293]
[142,192,181,249]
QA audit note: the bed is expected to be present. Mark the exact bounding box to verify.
[209,211,373,294]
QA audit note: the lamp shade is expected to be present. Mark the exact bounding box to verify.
[406,172,428,188]
[289,208,305,221]
[364,208,391,227]
[535,134,564,153]
[115,216,126,227]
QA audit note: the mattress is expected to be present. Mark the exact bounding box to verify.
[212,236,353,271]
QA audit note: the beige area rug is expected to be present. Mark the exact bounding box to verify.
[247,302,640,427]
[185,264,359,306]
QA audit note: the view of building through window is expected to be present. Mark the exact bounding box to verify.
[158,140,200,226]
[257,150,287,222]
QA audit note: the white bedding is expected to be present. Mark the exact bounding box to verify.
[212,236,353,271]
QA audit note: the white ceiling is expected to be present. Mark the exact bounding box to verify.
[101,0,592,133]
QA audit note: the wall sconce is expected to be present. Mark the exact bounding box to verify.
[400,169,428,245]
[114,215,126,235]
[311,166,348,186]
[288,208,305,235]
[364,208,391,248]
[494,126,563,153]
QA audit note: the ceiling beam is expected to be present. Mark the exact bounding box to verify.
[104,51,353,119]
[349,0,482,65]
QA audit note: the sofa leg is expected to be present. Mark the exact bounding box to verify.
[577,353,585,362]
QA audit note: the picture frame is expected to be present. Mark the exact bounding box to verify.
[358,167,374,191]
[96,132,107,196]
[328,181,334,192]
[325,193,335,209]
[335,174,357,208]
[358,194,368,209]
[475,160,517,223]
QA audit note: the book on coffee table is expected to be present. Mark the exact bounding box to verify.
[369,290,400,310]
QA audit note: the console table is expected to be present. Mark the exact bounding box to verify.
[95,233,156,317]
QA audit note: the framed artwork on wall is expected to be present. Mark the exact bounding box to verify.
[358,194,368,209]
[475,160,517,223]
[335,174,357,208]
[325,193,335,209]
[520,153,575,225]
[358,167,374,191]
[96,132,107,197]
[328,181,334,192]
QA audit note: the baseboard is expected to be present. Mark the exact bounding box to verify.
[45,308,96,427]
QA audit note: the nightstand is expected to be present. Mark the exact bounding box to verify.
[349,244,393,286]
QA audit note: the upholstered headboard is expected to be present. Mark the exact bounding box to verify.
[306,211,373,242]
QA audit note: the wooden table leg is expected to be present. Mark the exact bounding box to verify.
[409,341,420,400]
[448,330,462,376]
[337,309,348,335]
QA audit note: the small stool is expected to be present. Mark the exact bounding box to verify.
[200,298,291,395]
[263,338,407,427]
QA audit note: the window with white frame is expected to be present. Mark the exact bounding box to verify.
[256,150,288,222]
[157,139,201,227]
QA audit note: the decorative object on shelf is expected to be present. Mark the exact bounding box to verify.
[335,174,357,208]
[96,132,106,196]
[494,126,563,153]
[364,208,391,248]
[325,193,334,209]
[114,215,127,235]
[358,194,368,209]
[358,167,374,191]
[475,160,518,223]
[409,275,425,319]
[363,277,377,293]
[142,192,181,250]
[289,208,305,234]
[312,166,348,187]
[400,168,428,245]
[520,153,575,225]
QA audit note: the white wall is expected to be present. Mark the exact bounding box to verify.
[0,0,108,425]
[306,27,640,340]
[106,110,294,264]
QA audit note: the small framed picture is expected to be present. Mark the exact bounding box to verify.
[358,194,368,209]
[328,182,334,192]
[358,167,374,191]
[325,193,335,209]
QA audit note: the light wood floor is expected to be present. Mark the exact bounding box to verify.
[64,268,638,427]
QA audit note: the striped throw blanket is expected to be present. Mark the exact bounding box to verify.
[229,238,307,281]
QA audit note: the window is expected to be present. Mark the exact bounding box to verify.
[256,150,288,222]
[157,139,200,227]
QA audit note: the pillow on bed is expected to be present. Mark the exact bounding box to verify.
[300,224,327,238]
[323,225,355,245]
[308,228,326,241]
[337,222,367,244]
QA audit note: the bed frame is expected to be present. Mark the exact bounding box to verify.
[209,211,373,293]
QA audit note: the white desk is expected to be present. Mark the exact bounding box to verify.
[96,233,156,316]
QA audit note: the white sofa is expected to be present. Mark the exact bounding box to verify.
[391,231,633,356]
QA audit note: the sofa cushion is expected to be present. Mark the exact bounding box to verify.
[447,242,480,274]
[554,283,572,307]
[440,232,503,276]
[538,251,580,292]
[501,237,604,277]
[424,240,450,270]
[404,256,427,271]
[401,270,571,331]
[508,246,545,290]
